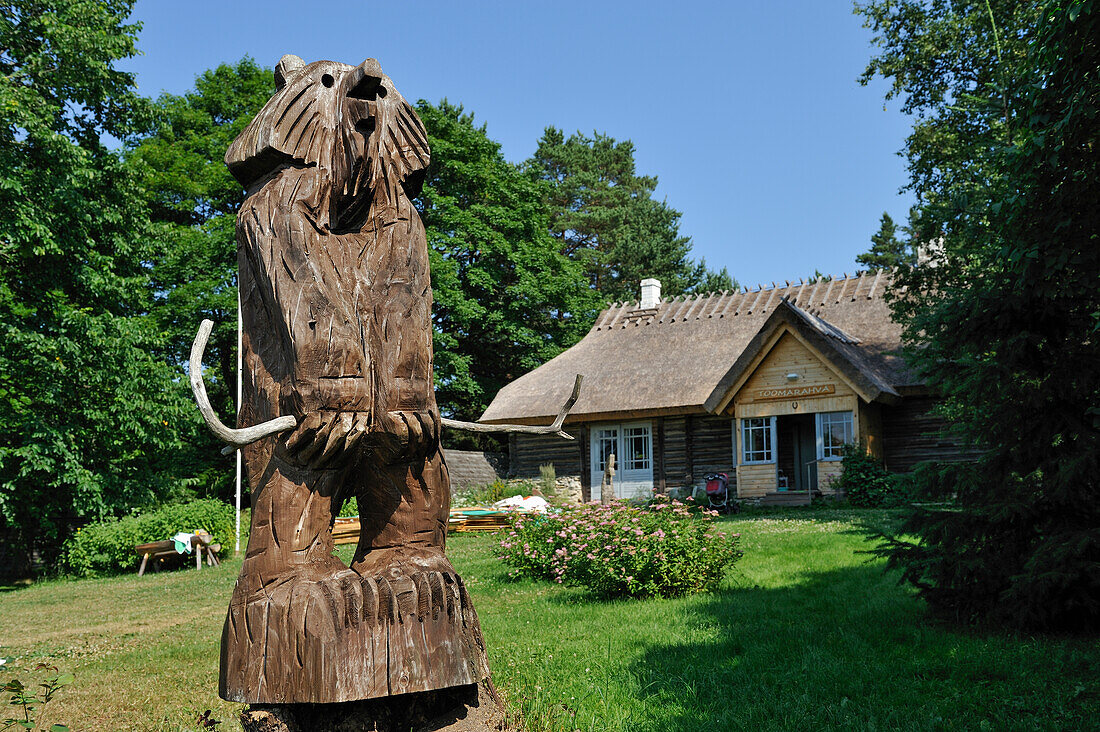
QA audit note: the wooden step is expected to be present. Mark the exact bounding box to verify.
[759,491,813,506]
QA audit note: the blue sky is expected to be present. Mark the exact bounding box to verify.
[122,0,914,290]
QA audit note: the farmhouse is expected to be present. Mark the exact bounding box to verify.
[480,273,974,503]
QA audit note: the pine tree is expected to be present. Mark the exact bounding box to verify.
[856,212,915,270]
[529,128,734,302]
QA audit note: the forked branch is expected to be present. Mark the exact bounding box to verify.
[441,374,583,441]
[189,319,297,449]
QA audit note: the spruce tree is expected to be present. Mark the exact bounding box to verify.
[859,0,1099,630]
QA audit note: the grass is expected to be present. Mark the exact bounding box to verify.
[1,508,1097,731]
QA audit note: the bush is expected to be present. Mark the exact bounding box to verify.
[832,444,898,507]
[453,478,533,508]
[498,496,741,599]
[62,499,235,577]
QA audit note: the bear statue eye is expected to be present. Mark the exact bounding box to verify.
[321,73,335,88]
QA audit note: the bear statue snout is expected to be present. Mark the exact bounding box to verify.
[347,58,386,100]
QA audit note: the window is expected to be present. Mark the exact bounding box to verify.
[817,411,853,459]
[741,417,774,463]
[594,427,619,472]
[623,426,651,471]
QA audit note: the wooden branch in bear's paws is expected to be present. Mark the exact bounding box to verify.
[441,374,583,441]
[189,319,297,450]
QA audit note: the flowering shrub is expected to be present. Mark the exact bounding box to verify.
[498,496,740,599]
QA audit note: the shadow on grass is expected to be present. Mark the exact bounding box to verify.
[623,564,1098,732]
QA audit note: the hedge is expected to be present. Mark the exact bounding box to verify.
[61,499,235,577]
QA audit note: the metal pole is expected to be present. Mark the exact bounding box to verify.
[235,291,243,554]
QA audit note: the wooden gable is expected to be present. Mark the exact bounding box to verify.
[731,329,860,419]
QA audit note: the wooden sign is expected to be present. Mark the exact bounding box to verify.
[753,383,835,401]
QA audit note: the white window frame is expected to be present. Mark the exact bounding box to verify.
[815,411,854,461]
[740,416,776,464]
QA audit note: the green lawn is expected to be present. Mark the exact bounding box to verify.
[2,509,1097,731]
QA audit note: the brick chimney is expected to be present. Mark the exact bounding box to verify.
[640,278,662,309]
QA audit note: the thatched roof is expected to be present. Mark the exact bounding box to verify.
[479,271,917,425]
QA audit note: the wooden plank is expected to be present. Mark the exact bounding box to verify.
[737,463,775,497]
[817,461,844,492]
[684,415,695,489]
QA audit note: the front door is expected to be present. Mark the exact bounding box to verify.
[589,421,653,499]
[776,413,818,492]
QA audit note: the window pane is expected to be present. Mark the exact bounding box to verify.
[624,426,650,471]
[819,411,853,458]
[595,428,618,471]
[742,417,773,462]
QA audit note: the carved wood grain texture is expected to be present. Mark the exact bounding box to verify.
[219,55,489,705]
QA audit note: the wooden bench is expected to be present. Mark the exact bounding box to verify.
[134,530,221,576]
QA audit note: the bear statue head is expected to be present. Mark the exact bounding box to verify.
[226,55,430,231]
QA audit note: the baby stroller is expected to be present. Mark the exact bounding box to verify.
[704,472,737,514]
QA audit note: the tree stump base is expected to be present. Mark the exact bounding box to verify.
[239,680,508,732]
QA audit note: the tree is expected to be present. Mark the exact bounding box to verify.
[529,128,735,302]
[0,0,193,569]
[859,0,1100,629]
[857,211,915,269]
[415,102,600,437]
[126,59,274,500]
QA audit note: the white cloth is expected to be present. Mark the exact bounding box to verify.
[171,531,194,554]
[492,495,550,513]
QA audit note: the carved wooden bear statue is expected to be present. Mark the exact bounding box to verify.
[219,55,489,704]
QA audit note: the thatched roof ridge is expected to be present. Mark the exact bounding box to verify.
[479,271,915,425]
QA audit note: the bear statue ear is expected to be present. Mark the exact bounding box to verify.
[274,54,305,91]
[226,59,350,187]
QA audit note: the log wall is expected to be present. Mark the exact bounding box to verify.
[692,416,736,481]
[442,449,506,489]
[509,430,583,479]
[654,415,734,492]
[661,416,689,488]
[882,397,983,472]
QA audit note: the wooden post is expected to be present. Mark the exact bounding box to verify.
[601,452,616,504]
[579,424,591,503]
[655,417,666,494]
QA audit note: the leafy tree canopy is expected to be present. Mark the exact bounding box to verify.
[859,0,1099,630]
[0,0,193,568]
[416,102,600,434]
[529,128,735,302]
[126,58,274,500]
